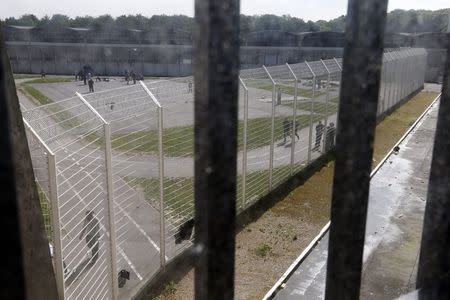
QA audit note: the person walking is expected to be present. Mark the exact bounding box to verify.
[282,118,291,144]
[79,210,100,264]
[314,121,324,151]
[188,81,193,93]
[294,120,300,140]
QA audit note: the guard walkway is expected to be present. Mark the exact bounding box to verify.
[266,96,440,299]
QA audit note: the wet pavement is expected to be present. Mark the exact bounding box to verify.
[270,97,439,299]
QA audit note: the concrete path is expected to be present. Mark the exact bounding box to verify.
[271,98,439,299]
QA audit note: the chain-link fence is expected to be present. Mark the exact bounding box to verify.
[22,47,426,300]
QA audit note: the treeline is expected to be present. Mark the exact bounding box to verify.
[2,8,449,44]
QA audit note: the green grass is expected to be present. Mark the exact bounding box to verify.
[126,163,296,224]
[14,74,40,79]
[247,80,325,98]
[255,243,272,258]
[37,183,52,242]
[283,100,338,114]
[112,113,328,157]
[22,85,52,105]
[21,84,102,145]
[26,77,73,84]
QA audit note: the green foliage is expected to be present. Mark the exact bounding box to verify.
[4,8,448,45]
[163,281,177,295]
[255,243,272,258]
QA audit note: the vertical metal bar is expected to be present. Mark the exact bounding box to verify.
[140,81,166,267]
[263,65,276,191]
[48,153,65,300]
[286,63,298,175]
[333,57,342,71]
[400,51,407,100]
[386,52,395,109]
[305,60,315,163]
[333,58,343,133]
[239,76,249,209]
[193,0,240,299]
[325,0,389,299]
[381,53,389,114]
[321,59,331,152]
[103,123,119,300]
[158,106,166,268]
[417,26,450,293]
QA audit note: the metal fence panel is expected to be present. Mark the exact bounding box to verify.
[21,47,427,300]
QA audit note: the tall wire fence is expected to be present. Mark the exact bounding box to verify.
[22,48,426,299]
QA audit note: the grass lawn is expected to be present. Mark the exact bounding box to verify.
[247,80,325,98]
[26,77,73,84]
[112,114,328,157]
[126,164,294,223]
[21,85,52,105]
[37,183,52,242]
[14,74,40,79]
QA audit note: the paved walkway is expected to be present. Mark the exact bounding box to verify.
[271,98,439,299]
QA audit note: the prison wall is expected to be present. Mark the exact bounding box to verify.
[5,41,343,77]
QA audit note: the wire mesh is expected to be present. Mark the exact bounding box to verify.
[82,84,168,293]
[20,48,426,300]
[240,67,274,206]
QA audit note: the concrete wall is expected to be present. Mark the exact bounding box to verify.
[8,41,443,82]
[6,41,343,77]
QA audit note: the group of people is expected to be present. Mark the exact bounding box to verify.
[75,69,95,92]
[314,120,336,152]
[125,70,137,85]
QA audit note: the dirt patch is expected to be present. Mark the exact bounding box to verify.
[153,91,438,300]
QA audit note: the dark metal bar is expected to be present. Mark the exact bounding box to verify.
[193,1,240,299]
[0,26,58,299]
[325,0,388,299]
[416,36,450,296]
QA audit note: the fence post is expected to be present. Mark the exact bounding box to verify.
[286,63,298,175]
[23,118,65,300]
[76,92,119,300]
[386,52,394,109]
[305,60,316,164]
[239,76,249,209]
[263,65,276,191]
[139,81,166,267]
[103,123,119,300]
[382,53,389,114]
[48,153,65,300]
[321,59,331,153]
[158,106,166,268]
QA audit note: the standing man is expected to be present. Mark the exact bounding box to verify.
[87,73,94,92]
[314,121,324,151]
[130,70,136,84]
[125,70,130,85]
[188,81,193,93]
[79,210,100,264]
